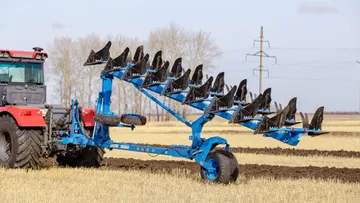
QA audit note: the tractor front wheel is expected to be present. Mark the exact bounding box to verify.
[0,115,43,168]
[200,149,238,184]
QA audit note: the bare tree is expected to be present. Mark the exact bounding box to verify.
[47,37,77,107]
[183,31,222,117]
[147,23,188,120]
[147,23,221,120]
[73,34,103,107]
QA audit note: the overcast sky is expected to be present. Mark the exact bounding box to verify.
[1,0,359,112]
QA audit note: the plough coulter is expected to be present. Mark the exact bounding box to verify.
[0,42,327,184]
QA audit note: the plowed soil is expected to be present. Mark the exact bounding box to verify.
[228,147,360,158]
[39,157,360,183]
[132,143,360,158]
[101,158,360,183]
[144,130,360,137]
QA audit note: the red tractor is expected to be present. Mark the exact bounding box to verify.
[0,47,103,168]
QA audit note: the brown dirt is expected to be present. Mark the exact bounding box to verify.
[101,157,360,183]
[40,157,360,183]
[131,143,360,158]
[230,147,360,158]
[330,131,360,136]
[144,130,360,137]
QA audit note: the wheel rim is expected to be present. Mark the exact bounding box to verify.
[205,158,219,180]
[0,132,11,162]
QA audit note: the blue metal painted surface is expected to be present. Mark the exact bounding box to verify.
[110,68,321,145]
[58,54,327,175]
[107,142,191,158]
[134,85,192,127]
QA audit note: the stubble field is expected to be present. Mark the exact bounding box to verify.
[0,114,359,203]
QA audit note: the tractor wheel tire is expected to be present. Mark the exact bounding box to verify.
[56,129,105,168]
[94,113,121,126]
[120,114,146,126]
[0,115,43,168]
[200,150,232,184]
[216,149,240,182]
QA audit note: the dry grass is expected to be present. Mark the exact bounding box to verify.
[236,154,360,168]
[1,115,359,202]
[0,168,359,203]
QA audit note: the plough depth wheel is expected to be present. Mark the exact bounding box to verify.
[200,150,239,184]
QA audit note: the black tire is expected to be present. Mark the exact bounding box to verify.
[200,150,232,184]
[56,128,105,167]
[0,115,43,168]
[94,113,121,126]
[120,114,147,125]
[217,150,240,182]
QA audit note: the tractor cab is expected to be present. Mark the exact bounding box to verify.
[0,47,48,106]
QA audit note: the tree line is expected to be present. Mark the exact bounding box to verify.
[46,23,222,121]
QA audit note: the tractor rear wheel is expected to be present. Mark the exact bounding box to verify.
[56,128,105,167]
[200,150,233,184]
[0,115,43,168]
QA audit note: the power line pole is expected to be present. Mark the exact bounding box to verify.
[245,26,277,94]
[357,61,360,114]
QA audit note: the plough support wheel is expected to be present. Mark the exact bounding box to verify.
[200,150,239,184]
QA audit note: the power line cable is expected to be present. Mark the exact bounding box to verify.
[221,47,360,54]
[267,76,360,82]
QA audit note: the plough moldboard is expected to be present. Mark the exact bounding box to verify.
[60,41,328,184]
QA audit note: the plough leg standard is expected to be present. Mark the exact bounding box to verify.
[59,41,328,184]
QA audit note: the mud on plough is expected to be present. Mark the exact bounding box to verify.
[60,41,328,184]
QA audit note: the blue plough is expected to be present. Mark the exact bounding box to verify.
[58,41,328,184]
